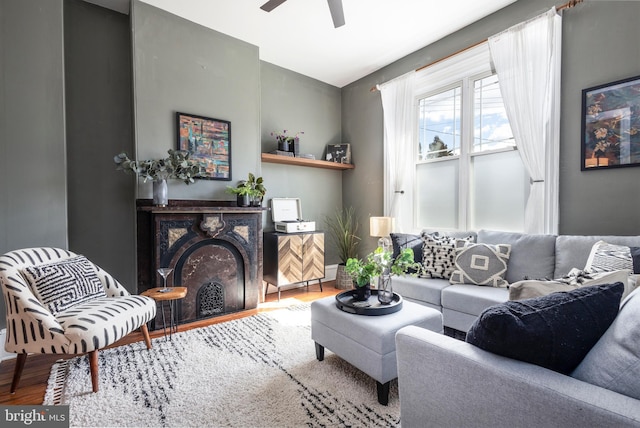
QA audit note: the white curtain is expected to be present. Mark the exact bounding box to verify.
[488,8,562,235]
[379,71,416,232]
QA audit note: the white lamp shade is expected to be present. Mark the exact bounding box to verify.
[370,216,394,237]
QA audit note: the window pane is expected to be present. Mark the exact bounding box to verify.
[418,87,461,160]
[416,160,459,229]
[470,150,528,231]
[473,75,515,152]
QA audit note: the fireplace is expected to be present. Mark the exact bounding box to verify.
[137,200,264,329]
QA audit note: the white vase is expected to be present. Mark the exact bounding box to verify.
[153,179,168,206]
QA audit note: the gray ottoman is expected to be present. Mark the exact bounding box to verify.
[311,295,443,405]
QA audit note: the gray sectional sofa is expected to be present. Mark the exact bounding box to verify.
[392,229,640,332]
[392,229,640,427]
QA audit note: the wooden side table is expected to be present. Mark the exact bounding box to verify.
[141,287,188,340]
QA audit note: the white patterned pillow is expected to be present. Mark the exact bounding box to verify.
[22,255,106,316]
[421,234,474,279]
[450,241,511,287]
[585,241,633,273]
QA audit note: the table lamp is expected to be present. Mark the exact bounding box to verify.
[370,216,395,252]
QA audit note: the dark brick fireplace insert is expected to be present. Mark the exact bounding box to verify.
[137,200,264,329]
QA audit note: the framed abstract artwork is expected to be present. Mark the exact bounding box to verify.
[176,112,231,180]
[581,75,640,170]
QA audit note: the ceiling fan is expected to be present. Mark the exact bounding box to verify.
[260,0,345,28]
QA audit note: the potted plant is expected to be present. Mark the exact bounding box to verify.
[272,129,304,153]
[114,149,203,206]
[345,247,420,303]
[324,207,360,289]
[227,172,266,207]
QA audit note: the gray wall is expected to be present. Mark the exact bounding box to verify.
[64,0,136,289]
[0,0,68,330]
[131,0,261,202]
[0,0,68,254]
[559,1,640,235]
[260,62,344,264]
[342,0,640,257]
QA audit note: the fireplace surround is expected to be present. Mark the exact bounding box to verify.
[137,200,264,329]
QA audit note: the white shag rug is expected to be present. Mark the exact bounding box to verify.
[44,303,400,427]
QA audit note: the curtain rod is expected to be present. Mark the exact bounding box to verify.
[370,0,583,92]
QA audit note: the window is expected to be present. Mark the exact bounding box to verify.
[473,74,515,152]
[418,86,461,159]
[414,44,528,232]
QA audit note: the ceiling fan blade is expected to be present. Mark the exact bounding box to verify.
[327,0,345,28]
[260,0,287,12]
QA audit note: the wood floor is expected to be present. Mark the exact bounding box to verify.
[0,283,340,405]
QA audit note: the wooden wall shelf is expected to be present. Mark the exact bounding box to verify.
[261,153,354,170]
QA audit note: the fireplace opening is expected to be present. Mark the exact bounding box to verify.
[197,281,225,318]
[173,238,245,324]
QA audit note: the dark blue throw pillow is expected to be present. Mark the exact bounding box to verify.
[390,233,423,264]
[466,282,624,374]
[630,247,640,273]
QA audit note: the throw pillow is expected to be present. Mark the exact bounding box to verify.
[449,241,511,287]
[22,255,106,316]
[390,233,423,267]
[508,269,632,301]
[421,234,474,279]
[467,282,624,375]
[571,287,640,400]
[585,241,634,273]
[631,246,640,273]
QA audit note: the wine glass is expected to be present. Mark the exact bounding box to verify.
[157,267,173,292]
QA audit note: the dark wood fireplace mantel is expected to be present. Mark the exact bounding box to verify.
[137,200,266,328]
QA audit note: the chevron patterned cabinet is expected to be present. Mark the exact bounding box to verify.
[263,231,325,300]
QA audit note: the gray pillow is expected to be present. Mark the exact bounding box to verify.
[449,241,511,287]
[571,287,640,400]
[477,229,556,283]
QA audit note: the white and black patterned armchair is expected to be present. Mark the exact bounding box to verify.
[0,247,157,393]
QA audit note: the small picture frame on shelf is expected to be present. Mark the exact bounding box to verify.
[325,143,351,164]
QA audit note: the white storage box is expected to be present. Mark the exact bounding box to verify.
[271,198,316,233]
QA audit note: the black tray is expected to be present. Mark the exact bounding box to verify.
[335,290,403,316]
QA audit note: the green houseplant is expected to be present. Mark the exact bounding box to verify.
[324,207,360,289]
[345,247,421,302]
[226,172,266,207]
[272,129,304,152]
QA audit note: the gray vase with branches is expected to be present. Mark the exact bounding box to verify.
[325,206,360,289]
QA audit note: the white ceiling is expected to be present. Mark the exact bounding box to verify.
[84,0,517,88]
